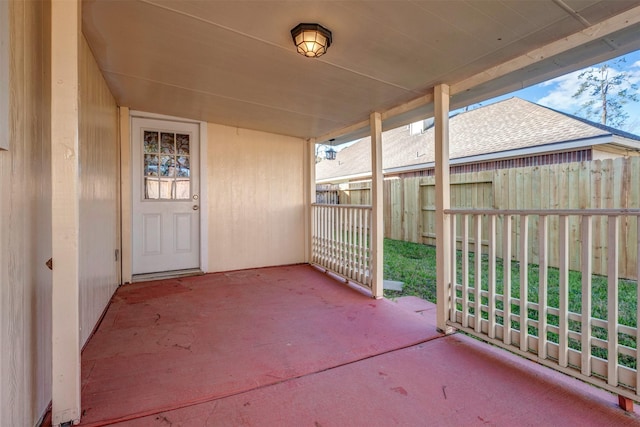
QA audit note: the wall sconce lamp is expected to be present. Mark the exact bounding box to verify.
[291,23,332,58]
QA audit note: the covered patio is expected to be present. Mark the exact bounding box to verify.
[4,1,640,426]
[66,265,637,425]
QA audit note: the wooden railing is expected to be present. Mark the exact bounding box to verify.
[446,208,640,401]
[311,204,372,290]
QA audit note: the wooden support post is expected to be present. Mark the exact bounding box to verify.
[51,0,81,425]
[607,215,619,387]
[119,106,131,284]
[305,138,316,263]
[435,84,454,334]
[370,112,384,298]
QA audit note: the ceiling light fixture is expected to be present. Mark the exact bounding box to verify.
[291,23,332,58]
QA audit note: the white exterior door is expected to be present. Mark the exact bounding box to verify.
[132,117,200,275]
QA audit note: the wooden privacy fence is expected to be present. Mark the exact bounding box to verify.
[323,156,640,279]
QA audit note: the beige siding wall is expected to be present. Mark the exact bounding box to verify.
[207,124,306,272]
[0,3,119,424]
[78,36,119,345]
[591,147,638,161]
[0,1,52,425]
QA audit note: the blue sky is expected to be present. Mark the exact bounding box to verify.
[469,49,640,134]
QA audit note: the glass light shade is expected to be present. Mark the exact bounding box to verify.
[325,147,337,160]
[291,23,332,58]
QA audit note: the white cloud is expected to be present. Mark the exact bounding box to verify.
[535,62,640,116]
[535,70,584,111]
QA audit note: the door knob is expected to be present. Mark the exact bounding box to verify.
[193,205,199,210]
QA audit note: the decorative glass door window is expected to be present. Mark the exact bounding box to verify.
[143,130,191,200]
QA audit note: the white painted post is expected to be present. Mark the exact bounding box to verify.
[607,215,619,386]
[474,214,482,333]
[435,84,454,334]
[558,215,569,367]
[450,217,457,322]
[119,106,131,284]
[370,112,384,298]
[538,215,549,360]
[487,215,497,339]
[462,214,469,328]
[306,139,316,263]
[581,215,593,377]
[51,0,81,425]
[503,214,512,345]
[519,215,529,352]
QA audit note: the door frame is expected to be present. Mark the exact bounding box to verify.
[120,109,208,283]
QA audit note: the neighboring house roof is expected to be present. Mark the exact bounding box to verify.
[316,97,640,183]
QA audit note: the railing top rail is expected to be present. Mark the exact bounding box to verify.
[312,203,373,210]
[446,208,640,216]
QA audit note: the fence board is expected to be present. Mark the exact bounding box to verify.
[404,178,420,242]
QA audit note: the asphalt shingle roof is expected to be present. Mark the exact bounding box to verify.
[316,97,639,181]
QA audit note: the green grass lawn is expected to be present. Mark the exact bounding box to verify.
[382,238,639,367]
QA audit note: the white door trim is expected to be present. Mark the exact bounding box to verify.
[123,111,208,281]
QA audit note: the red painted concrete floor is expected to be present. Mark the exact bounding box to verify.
[66,265,639,426]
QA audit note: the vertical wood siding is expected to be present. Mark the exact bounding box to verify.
[0,1,52,425]
[0,4,119,424]
[78,35,119,346]
[207,124,306,272]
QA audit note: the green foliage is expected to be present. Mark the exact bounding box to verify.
[383,238,437,302]
[573,58,639,129]
[383,238,639,368]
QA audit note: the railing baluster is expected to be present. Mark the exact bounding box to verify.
[354,208,359,281]
[347,207,352,278]
[320,206,324,264]
[338,208,342,268]
[317,206,322,264]
[520,215,529,352]
[435,208,640,401]
[324,206,329,265]
[503,214,512,345]
[607,215,619,387]
[581,215,593,377]
[462,214,470,328]
[311,206,316,263]
[488,214,497,339]
[357,208,363,283]
[450,214,458,323]
[326,206,332,270]
[364,208,370,286]
[311,204,373,291]
[349,207,354,281]
[336,207,342,274]
[329,209,338,271]
[538,215,549,360]
[474,214,482,333]
[558,214,569,368]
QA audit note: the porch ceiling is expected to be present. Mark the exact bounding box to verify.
[82,0,640,145]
